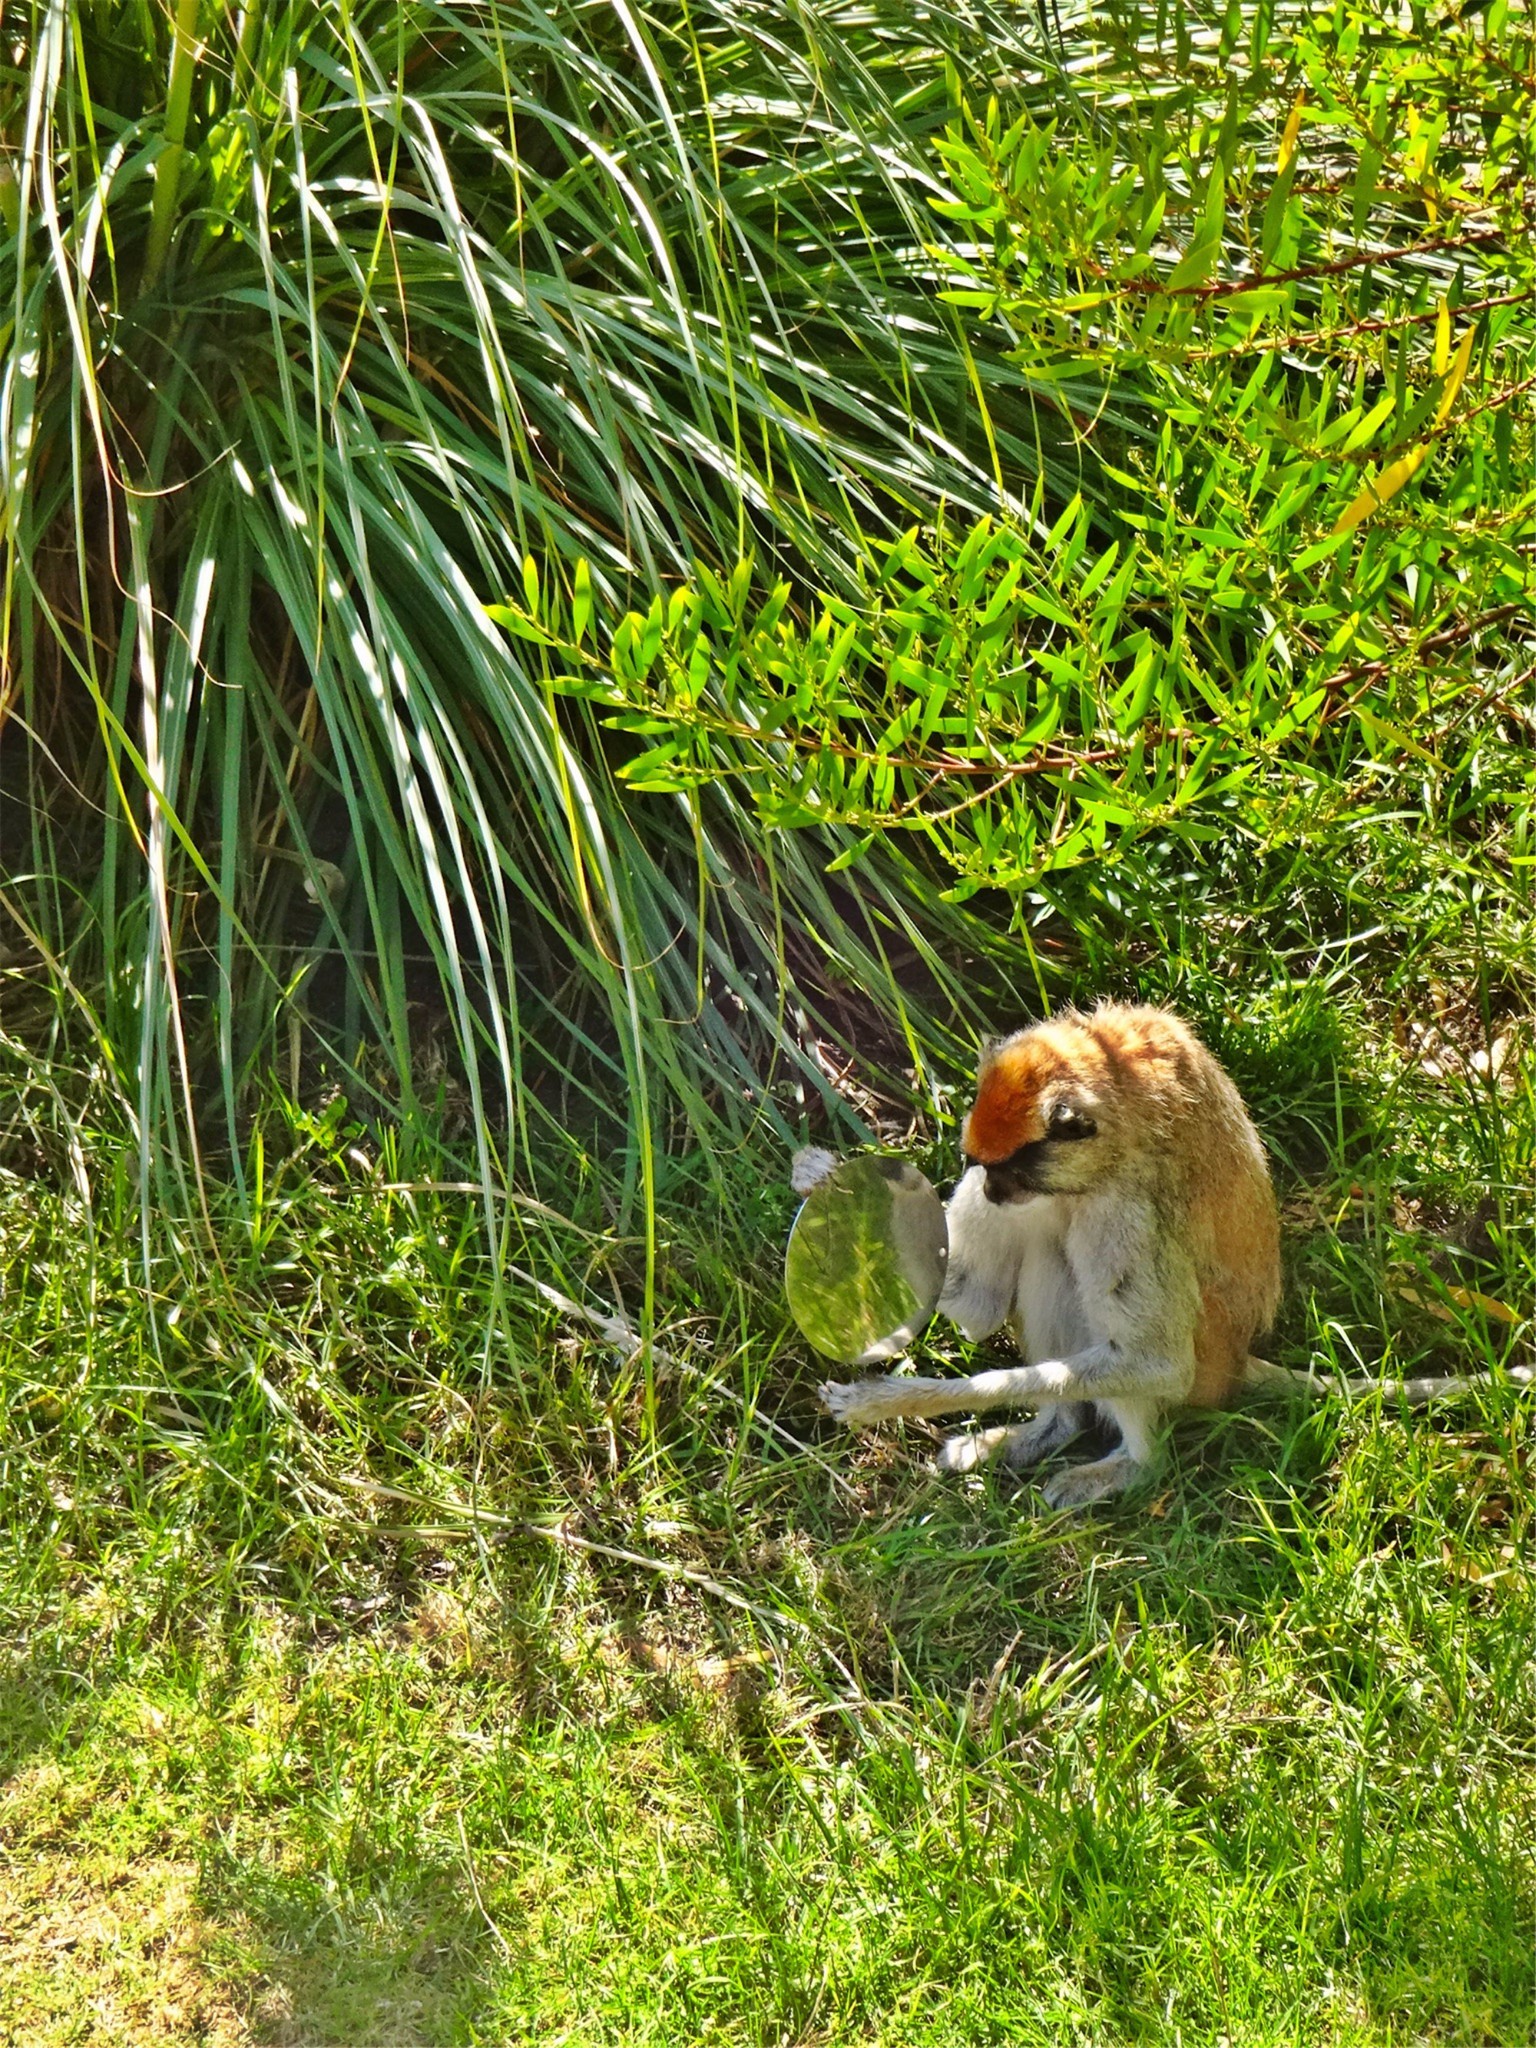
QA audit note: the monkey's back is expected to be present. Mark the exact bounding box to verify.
[1079,1007,1281,1406]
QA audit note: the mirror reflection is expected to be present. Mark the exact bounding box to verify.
[785,1155,947,1364]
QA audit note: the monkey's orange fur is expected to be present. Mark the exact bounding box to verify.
[961,1038,1064,1161]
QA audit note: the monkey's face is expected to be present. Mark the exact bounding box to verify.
[961,1028,1108,1202]
[967,1096,1101,1202]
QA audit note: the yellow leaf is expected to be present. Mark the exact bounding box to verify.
[1330,445,1429,535]
[1278,97,1305,175]
[1444,1283,1521,1325]
[1433,327,1476,428]
[1434,302,1450,376]
[1396,1282,1522,1326]
[1397,1286,1455,1325]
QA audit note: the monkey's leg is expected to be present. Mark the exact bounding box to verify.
[820,1349,1184,1428]
[935,1403,1093,1475]
[1039,1399,1160,1511]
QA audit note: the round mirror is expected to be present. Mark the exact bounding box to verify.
[785,1155,948,1364]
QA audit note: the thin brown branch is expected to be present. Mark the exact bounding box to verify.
[1185,285,1536,361]
[690,715,1137,780]
[1458,366,1536,427]
[1113,221,1522,302]
[1318,601,1529,714]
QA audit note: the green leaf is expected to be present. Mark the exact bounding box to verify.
[486,604,555,645]
[572,558,593,649]
[826,832,877,873]
[619,740,685,784]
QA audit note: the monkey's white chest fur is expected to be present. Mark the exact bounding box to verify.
[822,1166,1186,1508]
[942,1172,1088,1359]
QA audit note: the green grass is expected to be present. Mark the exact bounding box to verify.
[4,0,1535,2037]
[2,956,1532,2045]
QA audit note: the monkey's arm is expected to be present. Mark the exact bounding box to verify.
[820,1344,1189,1427]
[823,1352,1536,1428]
[938,1166,1038,1339]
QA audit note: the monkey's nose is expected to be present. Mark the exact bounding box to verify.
[982,1171,1009,1204]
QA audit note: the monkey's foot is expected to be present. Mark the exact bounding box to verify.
[934,1425,1020,1474]
[937,1403,1091,1477]
[1040,1451,1148,1511]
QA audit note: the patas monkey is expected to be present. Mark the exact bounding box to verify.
[819,1004,1525,1508]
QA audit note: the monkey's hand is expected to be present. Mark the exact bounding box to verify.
[790,1146,839,1196]
[819,1376,912,1427]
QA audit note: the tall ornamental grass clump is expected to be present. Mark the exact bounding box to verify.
[2,0,1094,1222]
[5,0,1533,1243]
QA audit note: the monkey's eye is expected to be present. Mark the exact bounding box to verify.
[1046,1103,1097,1141]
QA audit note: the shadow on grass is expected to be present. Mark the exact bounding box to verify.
[198,1856,486,2047]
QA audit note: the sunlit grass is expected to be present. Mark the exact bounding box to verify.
[2,953,1531,2042]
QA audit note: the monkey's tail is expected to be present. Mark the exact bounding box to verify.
[1240,1356,1533,1407]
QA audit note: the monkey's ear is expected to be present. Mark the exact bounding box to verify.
[976,1033,1010,1075]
